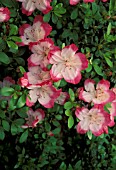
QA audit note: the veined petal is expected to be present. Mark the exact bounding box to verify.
[96,79,110,90]
[35,0,52,14]
[84,79,95,92]
[50,64,64,81]
[62,67,82,84]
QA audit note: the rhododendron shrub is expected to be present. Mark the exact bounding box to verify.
[17,0,52,16]
[0,7,10,22]
[0,0,116,169]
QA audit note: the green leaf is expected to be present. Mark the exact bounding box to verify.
[10,36,22,42]
[19,66,26,74]
[14,118,25,126]
[2,120,10,132]
[0,87,14,96]
[68,116,74,129]
[59,162,67,170]
[0,109,6,118]
[86,63,92,73]
[0,52,10,64]
[52,127,61,134]
[7,41,18,50]
[9,24,18,36]
[19,130,28,143]
[105,57,113,67]
[16,94,26,108]
[11,123,18,135]
[93,64,103,76]
[43,12,51,22]
[71,8,78,20]
[8,97,17,111]
[64,102,73,110]
[16,107,28,118]
[0,127,5,140]
[107,22,112,36]
[69,88,75,102]
[65,110,71,116]
[87,131,92,140]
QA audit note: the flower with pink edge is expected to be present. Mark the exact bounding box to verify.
[75,106,111,136]
[79,79,115,105]
[49,44,88,84]
[0,7,10,22]
[22,108,45,128]
[17,0,52,16]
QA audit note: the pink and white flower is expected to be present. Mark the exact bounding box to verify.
[55,92,69,105]
[49,44,88,84]
[0,7,10,23]
[70,0,80,5]
[19,66,51,87]
[28,38,59,69]
[17,0,52,16]
[75,106,111,136]
[19,15,52,46]
[22,108,45,128]
[26,83,61,108]
[108,88,116,119]
[79,79,115,105]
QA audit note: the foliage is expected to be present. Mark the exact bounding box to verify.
[0,0,116,169]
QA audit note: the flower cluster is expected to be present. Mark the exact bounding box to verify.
[17,0,52,16]
[75,79,116,136]
[0,7,10,23]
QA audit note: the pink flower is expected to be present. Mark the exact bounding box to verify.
[70,0,80,5]
[75,106,111,136]
[0,7,10,22]
[22,108,45,128]
[19,15,52,46]
[28,38,59,69]
[55,92,69,105]
[49,44,88,84]
[26,83,61,108]
[108,88,116,119]
[79,79,115,105]
[17,0,52,16]
[20,66,51,87]
[83,0,95,3]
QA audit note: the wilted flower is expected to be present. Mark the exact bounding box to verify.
[28,38,59,70]
[19,15,52,46]
[17,0,52,16]
[0,7,10,22]
[75,106,111,136]
[49,44,88,84]
[79,79,115,105]
[22,108,45,128]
